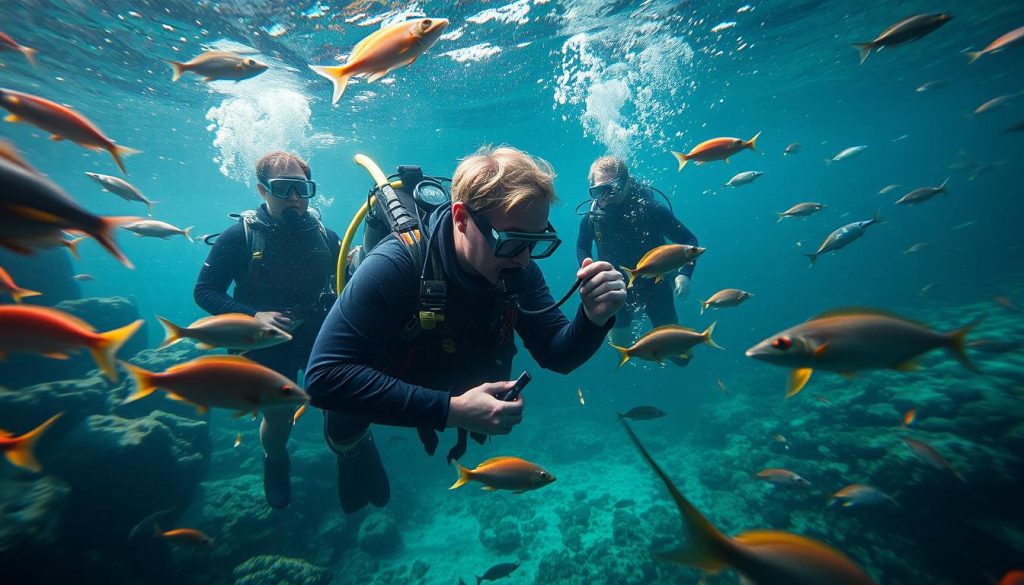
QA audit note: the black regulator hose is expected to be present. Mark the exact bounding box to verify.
[499,268,583,315]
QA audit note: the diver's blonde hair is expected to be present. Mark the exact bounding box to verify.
[451,145,557,213]
[588,155,628,185]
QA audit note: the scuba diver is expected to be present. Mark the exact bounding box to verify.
[576,155,700,349]
[305,146,626,514]
[193,151,340,509]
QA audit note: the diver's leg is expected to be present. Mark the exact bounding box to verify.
[260,406,294,508]
[324,410,390,514]
[609,294,637,347]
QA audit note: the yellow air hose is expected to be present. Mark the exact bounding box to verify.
[335,154,402,293]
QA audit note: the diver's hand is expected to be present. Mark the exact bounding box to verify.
[577,258,626,327]
[447,381,523,435]
[254,311,293,332]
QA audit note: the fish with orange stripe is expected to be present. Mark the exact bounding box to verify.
[671,131,760,171]
[0,305,142,382]
[0,31,37,66]
[120,355,308,417]
[0,88,139,174]
[0,413,62,472]
[622,420,876,584]
[310,17,449,104]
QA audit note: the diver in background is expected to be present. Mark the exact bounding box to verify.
[577,155,700,349]
[305,146,626,514]
[194,151,340,509]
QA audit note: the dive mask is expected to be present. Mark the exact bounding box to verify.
[588,176,627,202]
[467,207,561,259]
[261,177,317,199]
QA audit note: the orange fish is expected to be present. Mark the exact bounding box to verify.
[0,88,140,174]
[621,244,705,287]
[1000,570,1024,585]
[310,17,449,104]
[161,528,214,547]
[0,412,61,472]
[671,131,760,171]
[292,403,307,426]
[0,306,142,381]
[120,355,309,417]
[0,31,37,66]
[966,26,1024,63]
[610,323,722,367]
[830,484,898,508]
[623,420,876,584]
[450,456,556,493]
[756,468,811,486]
[233,433,241,448]
[901,437,964,482]
[902,408,916,427]
[0,265,40,303]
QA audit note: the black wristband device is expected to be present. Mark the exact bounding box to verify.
[500,371,532,401]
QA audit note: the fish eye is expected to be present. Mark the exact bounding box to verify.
[246,59,256,66]
[772,336,792,350]
[423,19,432,27]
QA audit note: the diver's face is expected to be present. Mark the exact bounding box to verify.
[591,170,628,208]
[452,200,550,285]
[258,160,310,221]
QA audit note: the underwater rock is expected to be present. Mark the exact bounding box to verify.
[44,412,208,546]
[0,372,111,429]
[0,295,146,388]
[358,511,402,556]
[232,554,330,585]
[0,475,70,555]
[479,516,522,553]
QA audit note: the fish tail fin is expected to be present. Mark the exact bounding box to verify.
[3,413,62,472]
[621,420,734,572]
[823,157,833,166]
[871,208,885,224]
[703,321,723,350]
[449,461,472,490]
[92,216,138,269]
[852,42,874,65]
[309,65,352,105]
[746,130,761,151]
[21,46,38,67]
[671,151,688,172]
[10,286,42,303]
[146,201,156,216]
[182,226,194,243]
[165,59,186,82]
[700,301,707,316]
[948,318,982,373]
[776,212,786,223]
[965,50,983,64]
[609,344,631,368]
[64,236,85,260]
[620,265,637,288]
[91,319,144,382]
[110,145,141,176]
[120,360,158,403]
[939,177,950,193]
[156,316,185,348]
[805,253,818,266]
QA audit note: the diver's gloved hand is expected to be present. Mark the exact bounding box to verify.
[447,380,523,436]
[255,311,293,332]
[577,258,627,327]
[673,274,691,300]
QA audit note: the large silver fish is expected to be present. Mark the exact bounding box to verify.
[805,211,882,265]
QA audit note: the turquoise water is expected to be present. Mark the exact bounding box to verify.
[1,1,1023,583]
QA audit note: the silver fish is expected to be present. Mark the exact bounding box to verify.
[85,172,154,214]
[826,145,868,164]
[805,210,883,265]
[723,171,763,187]
[122,219,193,241]
[777,202,824,222]
[895,178,948,205]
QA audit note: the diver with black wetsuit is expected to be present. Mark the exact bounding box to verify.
[576,156,699,349]
[193,152,339,509]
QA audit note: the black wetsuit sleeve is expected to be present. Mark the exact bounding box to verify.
[304,243,451,430]
[657,206,699,278]
[514,264,613,375]
[576,215,594,265]
[193,226,258,316]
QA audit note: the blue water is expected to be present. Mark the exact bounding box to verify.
[1,1,1023,584]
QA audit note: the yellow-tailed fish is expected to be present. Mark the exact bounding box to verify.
[671,132,760,171]
[0,412,62,472]
[310,18,449,104]
[0,265,40,303]
[610,323,722,367]
[622,420,876,584]
[700,288,752,315]
[157,313,292,350]
[755,468,811,486]
[0,31,37,66]
[621,244,704,287]
[746,308,977,397]
[830,484,898,508]
[449,456,555,493]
